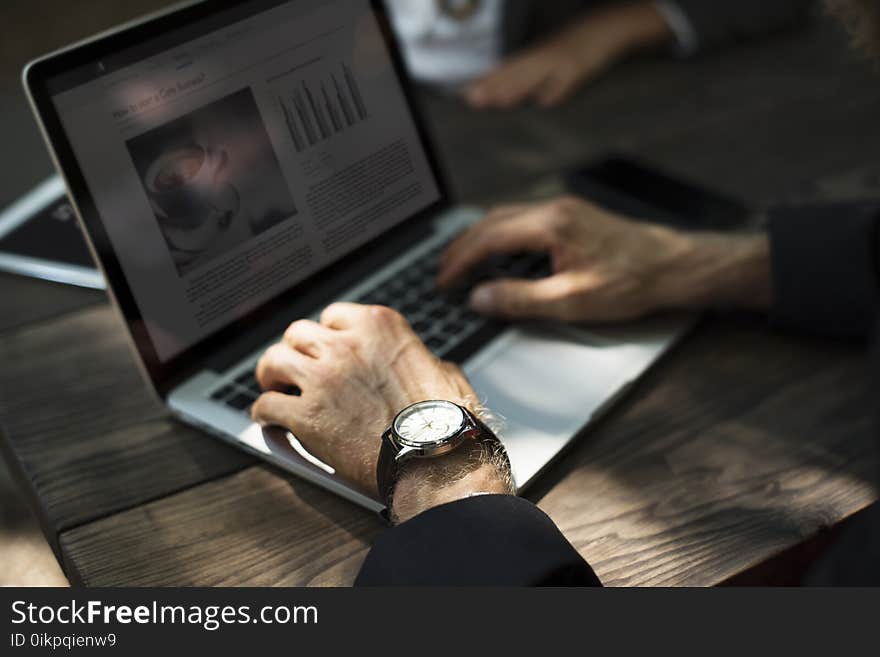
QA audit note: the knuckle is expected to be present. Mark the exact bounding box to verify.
[284,319,311,341]
[370,304,403,325]
[332,330,359,351]
[254,359,267,384]
[263,343,285,362]
[485,205,512,222]
[545,197,581,236]
[551,196,577,216]
[255,350,272,376]
[320,302,344,322]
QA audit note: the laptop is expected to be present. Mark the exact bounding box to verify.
[24,0,691,513]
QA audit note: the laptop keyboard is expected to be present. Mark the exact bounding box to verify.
[210,371,264,411]
[211,243,551,414]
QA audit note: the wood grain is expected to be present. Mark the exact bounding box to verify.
[0,273,104,333]
[57,317,879,587]
[423,20,880,207]
[59,465,381,587]
[0,305,254,553]
[533,316,878,586]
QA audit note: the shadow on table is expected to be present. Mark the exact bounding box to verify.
[523,313,879,585]
[0,440,68,586]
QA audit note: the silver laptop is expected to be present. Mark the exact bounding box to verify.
[24,0,688,513]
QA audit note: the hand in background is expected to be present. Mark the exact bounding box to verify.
[251,303,477,497]
[438,197,772,323]
[466,2,674,109]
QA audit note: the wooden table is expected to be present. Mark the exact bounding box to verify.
[2,17,879,586]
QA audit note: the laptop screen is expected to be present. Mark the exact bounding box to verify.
[46,0,441,364]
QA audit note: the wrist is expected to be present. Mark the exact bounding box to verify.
[389,438,514,524]
[566,2,675,62]
[651,228,773,311]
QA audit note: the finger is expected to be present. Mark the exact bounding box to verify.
[319,302,367,330]
[536,72,578,108]
[478,203,541,229]
[468,275,575,320]
[484,71,546,109]
[282,319,335,358]
[467,62,546,109]
[466,68,520,108]
[251,390,300,427]
[251,393,342,484]
[439,203,538,269]
[437,209,557,287]
[255,343,311,392]
[465,79,491,109]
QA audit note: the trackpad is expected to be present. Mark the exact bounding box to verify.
[464,323,677,488]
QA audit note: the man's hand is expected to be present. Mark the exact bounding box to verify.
[466,2,673,109]
[251,303,510,510]
[438,197,773,323]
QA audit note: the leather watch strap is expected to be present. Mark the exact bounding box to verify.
[375,406,503,514]
[376,430,399,511]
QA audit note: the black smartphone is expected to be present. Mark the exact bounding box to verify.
[564,156,751,231]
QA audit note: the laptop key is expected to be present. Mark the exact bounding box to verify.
[426,336,446,351]
[350,240,510,362]
[226,393,254,411]
[428,306,450,320]
[412,319,432,334]
[444,322,469,337]
[211,385,235,401]
[235,371,256,386]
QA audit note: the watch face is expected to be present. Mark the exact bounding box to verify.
[393,400,466,448]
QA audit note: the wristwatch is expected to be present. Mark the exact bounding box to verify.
[376,400,499,509]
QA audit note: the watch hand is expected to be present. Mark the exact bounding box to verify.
[411,425,433,442]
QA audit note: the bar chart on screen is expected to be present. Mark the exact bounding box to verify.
[277,61,370,153]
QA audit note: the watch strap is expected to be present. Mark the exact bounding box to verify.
[375,405,501,514]
[376,429,399,511]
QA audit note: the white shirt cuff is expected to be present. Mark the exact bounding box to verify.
[654,0,699,57]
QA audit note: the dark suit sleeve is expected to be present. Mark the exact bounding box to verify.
[355,495,601,586]
[669,0,813,52]
[770,204,880,584]
[768,202,880,338]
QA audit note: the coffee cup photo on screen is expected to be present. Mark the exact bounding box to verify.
[126,87,298,276]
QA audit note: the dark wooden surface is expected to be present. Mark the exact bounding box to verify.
[52,314,876,587]
[2,16,880,586]
[0,307,255,546]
